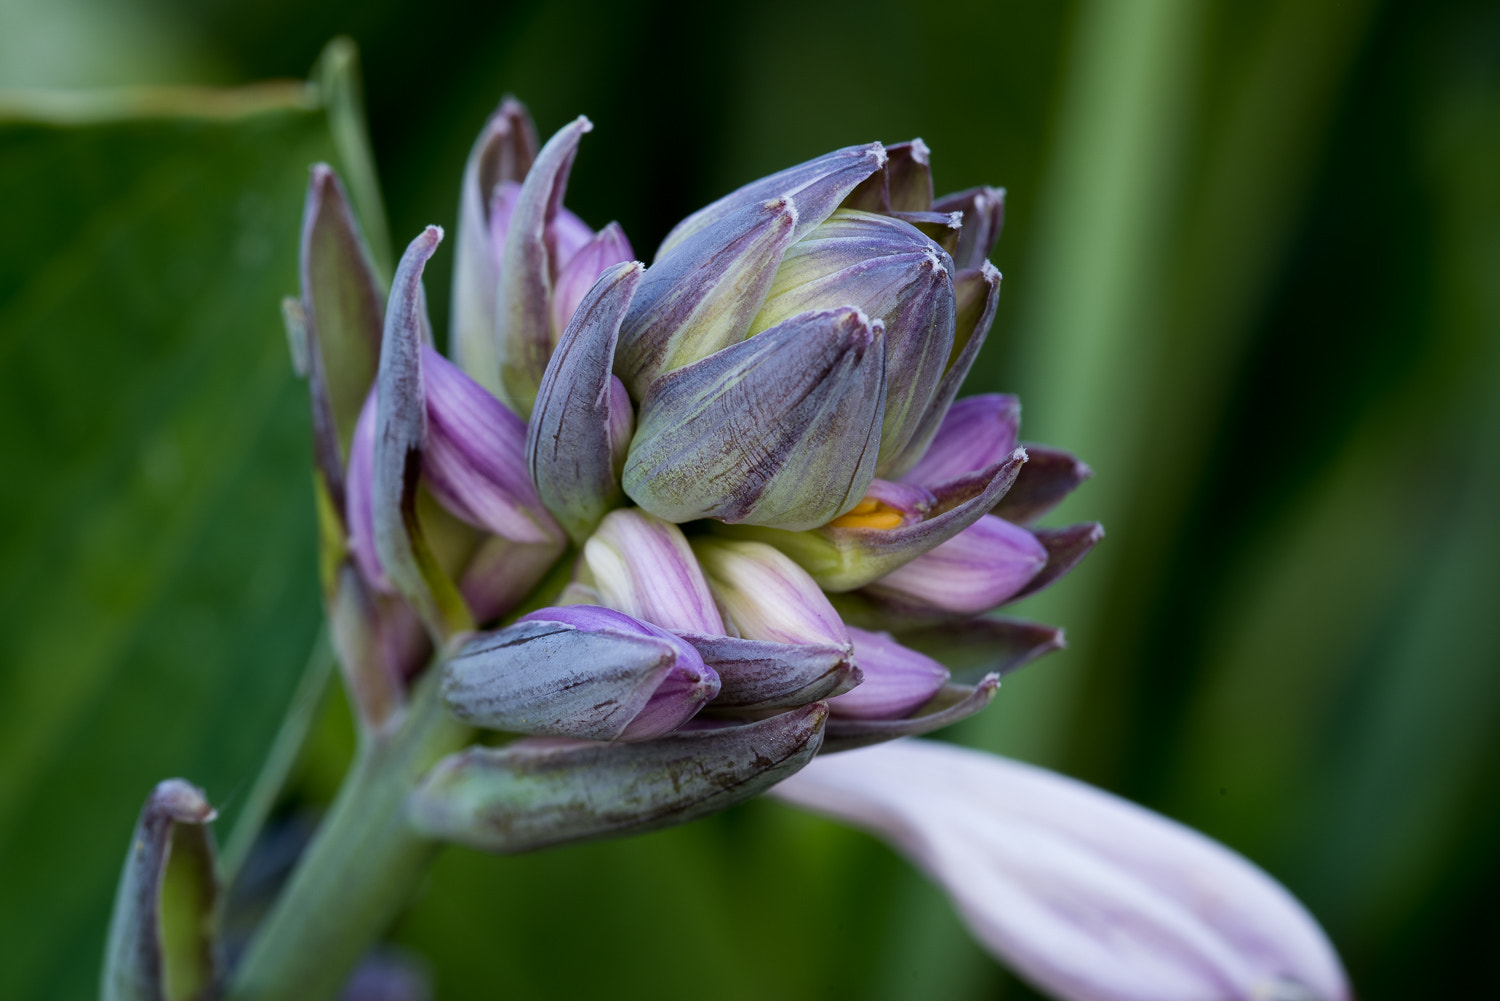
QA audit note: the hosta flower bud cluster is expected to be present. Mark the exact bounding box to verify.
[293,98,1100,761]
[263,94,1348,1001]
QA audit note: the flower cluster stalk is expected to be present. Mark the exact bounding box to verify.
[224,669,470,1001]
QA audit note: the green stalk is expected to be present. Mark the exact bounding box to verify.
[225,668,471,1001]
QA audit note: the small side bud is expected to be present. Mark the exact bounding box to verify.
[102,780,219,1001]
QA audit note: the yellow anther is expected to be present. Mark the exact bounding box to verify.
[829,492,907,530]
[848,498,880,515]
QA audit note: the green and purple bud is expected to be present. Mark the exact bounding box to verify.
[409,703,828,854]
[101,780,219,1001]
[441,605,720,741]
[452,104,634,414]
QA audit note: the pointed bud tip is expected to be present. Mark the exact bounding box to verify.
[150,779,216,824]
[867,142,889,169]
[906,138,931,163]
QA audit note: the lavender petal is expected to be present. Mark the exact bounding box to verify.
[773,740,1351,1001]
[900,394,1021,490]
[827,626,949,720]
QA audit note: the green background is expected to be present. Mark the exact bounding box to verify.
[1,0,1496,997]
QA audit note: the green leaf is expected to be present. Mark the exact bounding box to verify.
[0,85,341,1000]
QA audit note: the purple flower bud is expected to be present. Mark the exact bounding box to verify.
[691,538,851,648]
[576,508,724,634]
[899,394,1021,489]
[442,605,719,741]
[410,703,828,854]
[451,98,538,395]
[751,210,957,468]
[623,307,887,531]
[657,142,887,258]
[828,626,949,720]
[615,196,799,397]
[774,740,1351,1001]
[550,222,634,341]
[527,261,643,542]
[103,780,219,1001]
[865,515,1048,616]
[494,116,593,416]
[934,185,1006,271]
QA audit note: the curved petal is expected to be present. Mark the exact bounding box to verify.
[773,740,1350,1001]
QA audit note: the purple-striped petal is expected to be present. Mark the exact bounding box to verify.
[773,740,1351,1001]
[549,222,634,342]
[373,227,472,640]
[451,98,538,393]
[422,344,560,546]
[715,448,1028,592]
[844,138,935,213]
[934,185,1006,271]
[900,394,1021,490]
[657,142,887,258]
[526,261,642,542]
[691,538,852,649]
[865,515,1048,616]
[623,307,887,531]
[614,196,799,398]
[751,209,957,468]
[828,626,949,720]
[410,703,828,854]
[993,446,1094,525]
[494,116,592,417]
[577,508,724,634]
[442,605,719,741]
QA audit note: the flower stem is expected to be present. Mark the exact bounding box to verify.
[224,667,470,1001]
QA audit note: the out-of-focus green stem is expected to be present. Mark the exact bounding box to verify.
[221,626,335,885]
[224,668,471,1001]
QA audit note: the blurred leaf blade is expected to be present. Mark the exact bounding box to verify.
[0,85,338,999]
